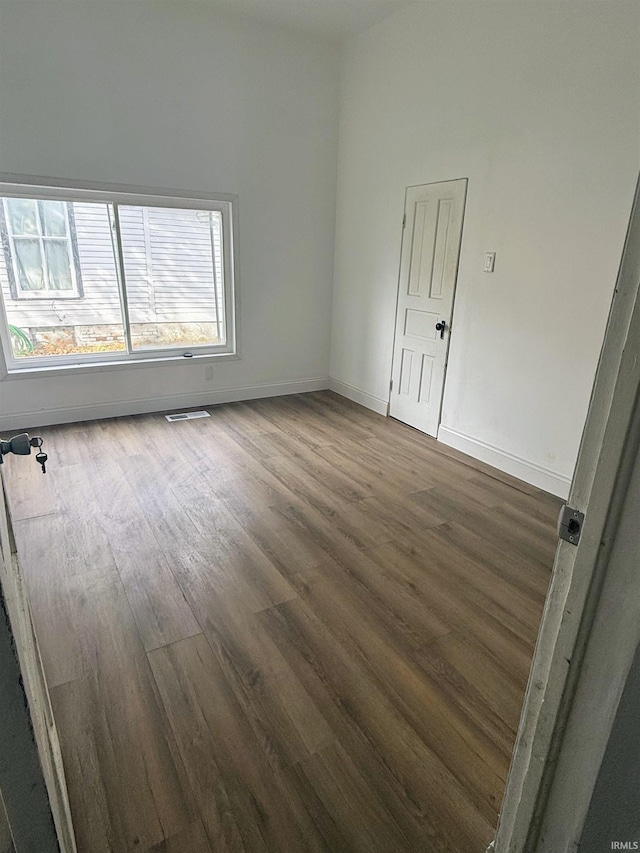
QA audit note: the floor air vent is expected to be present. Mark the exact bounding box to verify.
[165,411,211,422]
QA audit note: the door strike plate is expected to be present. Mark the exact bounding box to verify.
[557,505,585,545]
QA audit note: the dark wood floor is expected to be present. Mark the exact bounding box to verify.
[4,391,560,853]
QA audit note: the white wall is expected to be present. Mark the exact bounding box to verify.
[331,1,640,496]
[0,1,340,428]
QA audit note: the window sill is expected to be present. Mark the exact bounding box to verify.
[1,350,240,380]
[13,292,82,300]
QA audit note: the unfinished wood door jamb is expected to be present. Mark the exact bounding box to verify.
[0,486,59,852]
[0,471,77,853]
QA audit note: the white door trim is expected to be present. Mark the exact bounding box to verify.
[494,174,640,851]
[0,468,78,853]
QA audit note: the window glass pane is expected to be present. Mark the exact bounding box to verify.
[40,200,67,237]
[1,200,126,359]
[118,205,225,351]
[0,191,234,367]
[14,239,45,290]
[44,240,73,290]
[6,198,38,235]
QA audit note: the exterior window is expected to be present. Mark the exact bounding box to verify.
[0,181,237,369]
[1,199,82,298]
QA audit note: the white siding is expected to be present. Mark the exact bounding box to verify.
[119,206,151,317]
[122,205,224,325]
[73,202,122,324]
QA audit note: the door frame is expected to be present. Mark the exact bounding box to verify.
[494,174,640,851]
[388,177,468,437]
[0,468,78,853]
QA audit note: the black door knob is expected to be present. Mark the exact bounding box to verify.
[435,320,446,340]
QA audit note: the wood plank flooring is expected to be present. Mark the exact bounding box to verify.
[3,391,561,853]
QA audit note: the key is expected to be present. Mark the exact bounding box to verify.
[35,451,47,474]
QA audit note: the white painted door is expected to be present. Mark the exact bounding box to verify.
[390,179,467,436]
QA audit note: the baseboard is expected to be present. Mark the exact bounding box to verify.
[438,425,572,499]
[0,378,330,431]
[328,378,388,416]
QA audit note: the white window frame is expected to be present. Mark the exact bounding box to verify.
[2,198,81,299]
[0,176,238,376]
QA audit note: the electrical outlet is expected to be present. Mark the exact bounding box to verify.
[204,365,214,381]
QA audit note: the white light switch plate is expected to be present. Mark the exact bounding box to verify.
[484,252,496,273]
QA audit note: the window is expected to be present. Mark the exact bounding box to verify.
[1,199,82,298]
[0,180,237,370]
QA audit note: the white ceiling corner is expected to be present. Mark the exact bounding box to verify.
[190,0,417,40]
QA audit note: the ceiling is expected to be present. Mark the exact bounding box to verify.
[195,0,417,40]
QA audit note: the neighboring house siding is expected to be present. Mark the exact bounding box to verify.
[120,206,152,321]
[1,203,223,332]
[72,202,122,325]
[141,207,222,322]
